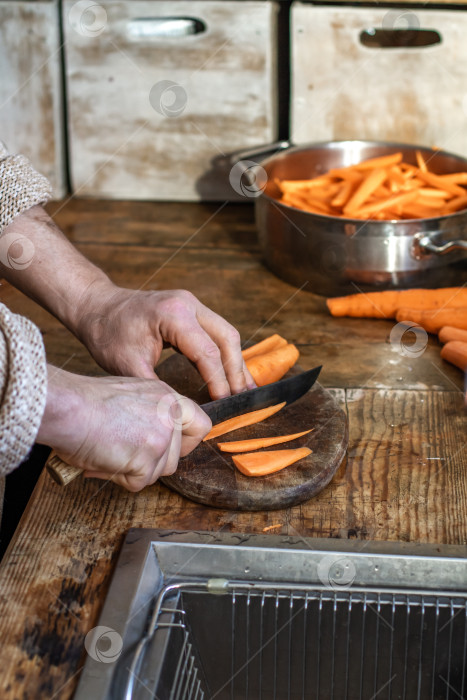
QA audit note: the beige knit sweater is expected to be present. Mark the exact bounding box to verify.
[0,142,52,504]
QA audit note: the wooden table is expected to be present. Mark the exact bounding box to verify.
[0,200,466,698]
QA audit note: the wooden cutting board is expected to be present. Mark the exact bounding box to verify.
[157,353,348,511]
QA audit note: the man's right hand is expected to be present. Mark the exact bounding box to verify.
[37,365,211,491]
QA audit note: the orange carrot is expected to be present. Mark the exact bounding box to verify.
[217,429,312,453]
[245,343,299,386]
[343,168,387,215]
[440,340,467,371]
[353,152,403,170]
[395,307,467,334]
[203,402,286,441]
[327,288,467,319]
[242,334,287,360]
[232,447,312,477]
[439,326,467,344]
[415,150,427,172]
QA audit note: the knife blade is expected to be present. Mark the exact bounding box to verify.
[200,365,322,425]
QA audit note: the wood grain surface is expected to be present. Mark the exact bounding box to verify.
[157,354,348,510]
[0,199,466,698]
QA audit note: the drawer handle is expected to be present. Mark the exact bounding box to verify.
[127,17,206,40]
[360,28,441,49]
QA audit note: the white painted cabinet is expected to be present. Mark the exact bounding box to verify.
[0,0,66,197]
[63,0,278,200]
[291,3,467,158]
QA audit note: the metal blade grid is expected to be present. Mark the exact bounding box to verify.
[147,586,467,700]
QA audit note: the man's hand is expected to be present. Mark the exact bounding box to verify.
[75,285,255,400]
[38,366,211,491]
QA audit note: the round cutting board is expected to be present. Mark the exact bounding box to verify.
[157,353,348,511]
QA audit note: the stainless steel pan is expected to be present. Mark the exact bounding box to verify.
[240,140,467,296]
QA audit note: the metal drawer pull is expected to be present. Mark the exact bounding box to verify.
[360,28,442,49]
[126,17,206,40]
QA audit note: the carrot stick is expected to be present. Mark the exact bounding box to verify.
[353,153,403,170]
[416,171,466,197]
[331,180,354,208]
[232,447,312,477]
[217,429,312,453]
[343,168,388,215]
[203,402,286,442]
[415,150,428,172]
[439,326,467,344]
[327,288,467,319]
[353,190,418,217]
[242,334,287,360]
[395,307,467,334]
[440,340,467,371]
[245,343,299,386]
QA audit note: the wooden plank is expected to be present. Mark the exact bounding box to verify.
[0,388,466,697]
[63,0,278,200]
[0,0,66,196]
[291,4,467,158]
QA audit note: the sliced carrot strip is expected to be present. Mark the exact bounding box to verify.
[353,152,403,170]
[343,168,387,215]
[245,343,299,386]
[232,447,312,477]
[203,402,286,442]
[242,334,287,360]
[217,429,312,453]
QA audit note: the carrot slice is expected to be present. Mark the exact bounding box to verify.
[353,153,403,170]
[343,168,388,215]
[245,343,299,386]
[242,334,287,360]
[327,288,467,319]
[395,307,467,334]
[203,402,286,442]
[218,429,312,453]
[232,447,312,477]
[439,326,467,344]
[440,340,467,371]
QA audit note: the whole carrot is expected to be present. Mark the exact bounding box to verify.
[439,326,467,344]
[395,307,467,334]
[327,288,467,319]
[440,340,467,371]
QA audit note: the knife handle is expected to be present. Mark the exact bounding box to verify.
[46,453,83,486]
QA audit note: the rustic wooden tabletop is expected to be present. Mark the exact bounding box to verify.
[0,199,466,697]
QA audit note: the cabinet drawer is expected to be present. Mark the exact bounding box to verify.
[0,0,66,197]
[64,0,278,200]
[291,3,467,157]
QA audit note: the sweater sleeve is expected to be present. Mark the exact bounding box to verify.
[0,303,47,475]
[0,141,52,235]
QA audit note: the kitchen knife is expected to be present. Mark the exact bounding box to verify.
[46,365,322,486]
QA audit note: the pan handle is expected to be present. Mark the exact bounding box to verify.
[229,140,293,166]
[416,234,467,256]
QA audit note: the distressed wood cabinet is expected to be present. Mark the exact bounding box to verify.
[63,0,278,200]
[0,0,66,197]
[291,2,467,158]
